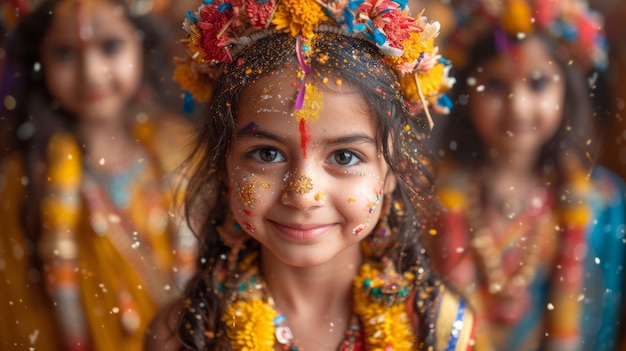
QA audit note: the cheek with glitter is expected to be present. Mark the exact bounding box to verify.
[314,191,325,202]
[353,224,365,236]
[235,178,271,208]
[352,190,383,237]
[243,221,255,233]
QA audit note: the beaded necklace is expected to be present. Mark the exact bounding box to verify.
[438,160,590,346]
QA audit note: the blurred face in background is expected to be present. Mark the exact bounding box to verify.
[40,0,143,124]
[467,35,565,158]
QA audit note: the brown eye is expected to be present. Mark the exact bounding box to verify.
[332,150,359,166]
[249,147,285,163]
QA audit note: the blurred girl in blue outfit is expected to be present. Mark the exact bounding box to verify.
[429,1,626,350]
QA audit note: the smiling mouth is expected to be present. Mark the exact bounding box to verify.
[83,92,108,102]
[270,221,336,241]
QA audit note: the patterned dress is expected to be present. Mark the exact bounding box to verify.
[432,161,626,351]
[0,113,197,351]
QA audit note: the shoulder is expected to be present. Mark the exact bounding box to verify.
[587,165,626,211]
[590,165,626,195]
[434,286,475,351]
[143,299,184,351]
[139,108,196,172]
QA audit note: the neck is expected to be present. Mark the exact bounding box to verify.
[79,120,140,170]
[260,245,361,349]
[483,148,539,176]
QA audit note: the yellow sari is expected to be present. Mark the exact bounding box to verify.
[0,113,196,350]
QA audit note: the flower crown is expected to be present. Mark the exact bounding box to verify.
[445,0,607,71]
[174,0,455,128]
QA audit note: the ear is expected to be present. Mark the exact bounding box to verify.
[383,171,397,195]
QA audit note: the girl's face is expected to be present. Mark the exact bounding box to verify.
[468,36,565,157]
[226,74,396,268]
[40,0,143,123]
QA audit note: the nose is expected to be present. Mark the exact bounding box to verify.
[508,83,532,119]
[280,171,325,211]
[79,50,108,88]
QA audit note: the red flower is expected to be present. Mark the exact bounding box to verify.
[379,9,419,49]
[246,0,277,29]
[197,5,233,62]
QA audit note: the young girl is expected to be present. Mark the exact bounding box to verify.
[431,1,626,350]
[145,0,473,350]
[0,0,196,349]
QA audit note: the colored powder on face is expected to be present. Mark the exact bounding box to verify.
[243,221,255,233]
[294,83,324,158]
[353,224,365,236]
[314,191,325,202]
[236,179,271,208]
[239,121,259,134]
[299,118,310,158]
[284,174,314,195]
[348,197,356,203]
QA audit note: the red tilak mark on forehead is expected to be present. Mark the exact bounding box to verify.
[299,118,310,158]
[511,45,523,79]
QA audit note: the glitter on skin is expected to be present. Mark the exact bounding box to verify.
[283,174,314,195]
[353,224,365,236]
[236,179,271,208]
[352,190,382,236]
[243,221,255,233]
[314,191,325,202]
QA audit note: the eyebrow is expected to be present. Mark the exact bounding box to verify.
[236,125,377,147]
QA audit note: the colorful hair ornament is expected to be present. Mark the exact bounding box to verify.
[174,0,455,127]
[445,0,608,71]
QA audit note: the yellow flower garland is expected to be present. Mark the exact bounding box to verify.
[221,258,417,350]
[353,262,416,351]
[222,299,277,351]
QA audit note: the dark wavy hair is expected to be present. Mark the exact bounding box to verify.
[2,0,170,271]
[438,30,597,179]
[175,32,443,349]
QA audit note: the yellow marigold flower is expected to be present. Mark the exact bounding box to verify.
[385,32,431,69]
[353,263,415,351]
[401,62,448,103]
[222,299,276,351]
[173,64,214,103]
[271,0,326,38]
[500,0,534,35]
[186,24,210,64]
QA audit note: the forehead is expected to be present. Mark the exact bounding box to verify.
[236,72,373,134]
[477,35,562,76]
[238,69,363,112]
[44,0,131,41]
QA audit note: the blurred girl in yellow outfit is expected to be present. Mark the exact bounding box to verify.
[0,0,196,349]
